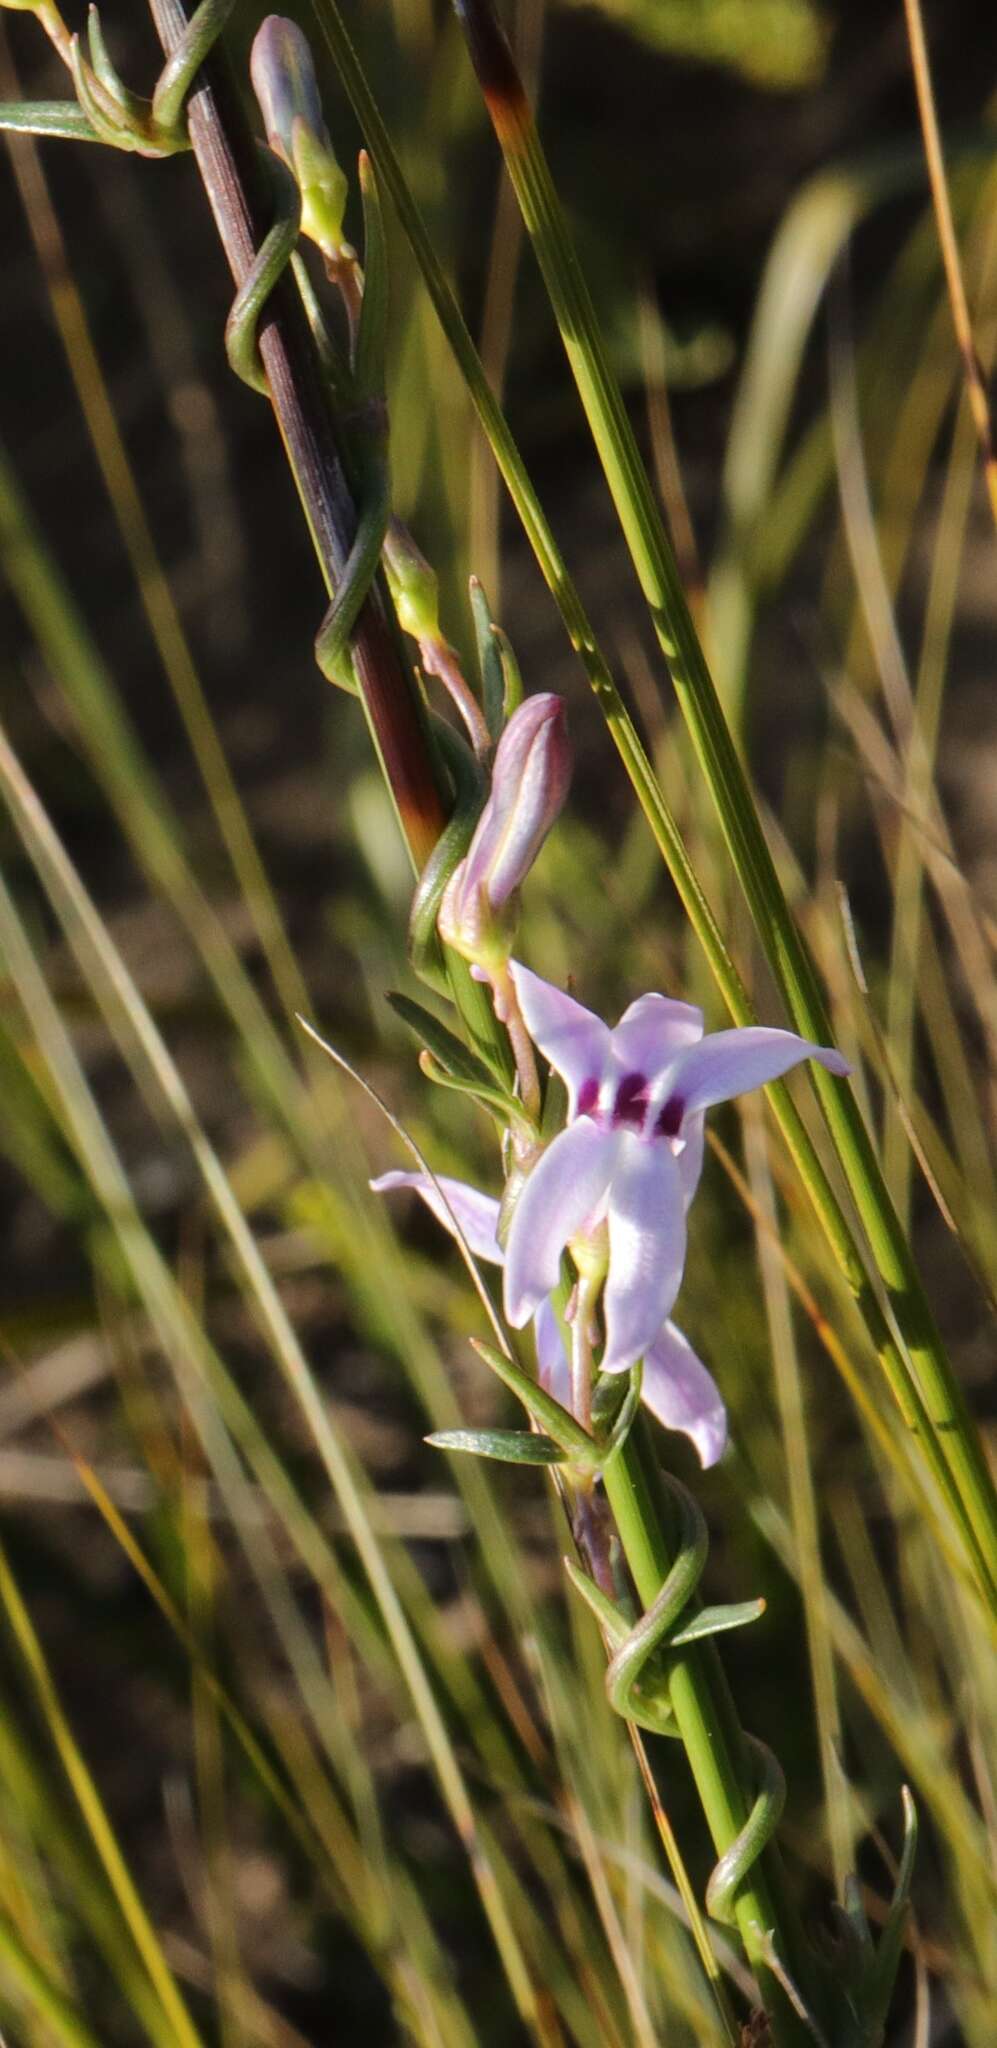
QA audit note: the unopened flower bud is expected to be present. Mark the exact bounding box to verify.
[251,16,351,262]
[383,520,442,645]
[438,693,571,965]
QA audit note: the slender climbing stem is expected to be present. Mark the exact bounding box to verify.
[601,1422,815,2045]
[558,1295,809,2030]
[23,0,73,68]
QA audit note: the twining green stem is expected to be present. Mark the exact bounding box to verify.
[561,1301,810,2037]
[450,0,997,1609]
[600,1423,815,2046]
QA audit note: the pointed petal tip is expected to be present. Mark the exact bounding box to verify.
[817,1046,851,1078]
[640,1322,728,1468]
[502,1281,540,1330]
[674,1025,851,1115]
[691,1409,728,1470]
[372,1168,504,1263]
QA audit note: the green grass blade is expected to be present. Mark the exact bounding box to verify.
[0,1535,206,2048]
[0,1914,106,2048]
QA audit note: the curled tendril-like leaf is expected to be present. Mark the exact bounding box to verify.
[565,1468,783,1924]
[1,0,236,157]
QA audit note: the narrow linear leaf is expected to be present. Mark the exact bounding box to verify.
[387,989,508,1094]
[469,578,506,742]
[669,1599,767,1647]
[471,1338,598,1461]
[865,1788,918,2032]
[426,1428,566,1465]
[0,100,103,142]
[491,623,524,720]
[562,1558,630,1649]
[418,1051,523,1126]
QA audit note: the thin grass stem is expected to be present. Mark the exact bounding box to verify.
[901,0,997,530]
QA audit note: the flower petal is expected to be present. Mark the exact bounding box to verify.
[371,1171,503,1264]
[504,1120,618,1327]
[533,1296,573,1413]
[447,699,567,921]
[671,1028,850,1117]
[481,695,571,908]
[676,1109,705,1210]
[611,992,703,1078]
[508,962,612,1115]
[641,1322,727,1468]
[602,1131,686,1374]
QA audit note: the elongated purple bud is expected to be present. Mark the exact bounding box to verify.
[251,15,325,149]
[251,17,350,260]
[438,694,571,962]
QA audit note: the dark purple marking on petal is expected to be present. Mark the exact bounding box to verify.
[577,1076,600,1117]
[613,1072,648,1127]
[655,1094,684,1139]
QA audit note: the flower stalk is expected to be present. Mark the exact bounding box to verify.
[382,520,493,754]
[491,964,542,1123]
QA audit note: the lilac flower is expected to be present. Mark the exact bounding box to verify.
[438,695,571,965]
[503,965,850,1377]
[371,1169,727,1467]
